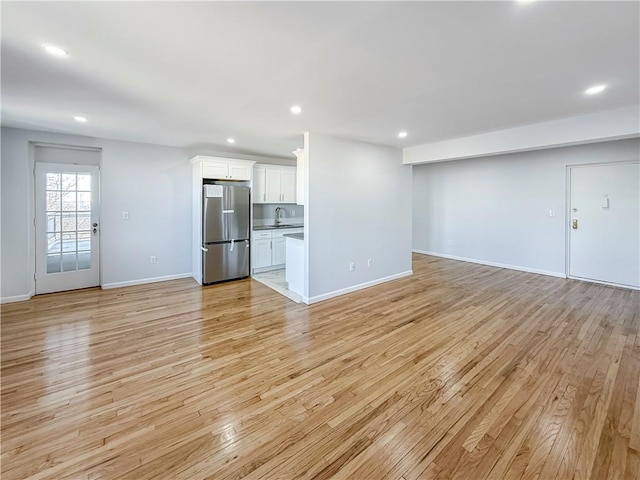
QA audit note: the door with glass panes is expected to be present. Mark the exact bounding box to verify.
[35,163,100,294]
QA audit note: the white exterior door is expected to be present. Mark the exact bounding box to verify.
[35,163,100,294]
[568,162,639,288]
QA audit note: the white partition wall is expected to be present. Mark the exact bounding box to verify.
[305,133,412,303]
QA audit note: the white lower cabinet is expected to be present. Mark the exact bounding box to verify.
[271,237,286,265]
[252,238,272,269]
[252,228,302,272]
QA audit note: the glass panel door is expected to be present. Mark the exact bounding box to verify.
[35,161,100,294]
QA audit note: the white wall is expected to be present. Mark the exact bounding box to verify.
[306,133,412,303]
[412,138,640,276]
[1,127,192,301]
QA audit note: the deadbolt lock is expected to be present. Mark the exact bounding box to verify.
[572,219,578,229]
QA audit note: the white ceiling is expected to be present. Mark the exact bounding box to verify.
[2,1,638,159]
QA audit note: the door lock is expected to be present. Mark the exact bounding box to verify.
[572,219,578,230]
[93,222,99,234]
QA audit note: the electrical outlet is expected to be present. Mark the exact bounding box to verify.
[122,211,129,220]
[447,239,453,245]
[150,256,157,264]
[367,258,372,268]
[549,209,555,217]
[349,262,355,272]
[291,209,295,216]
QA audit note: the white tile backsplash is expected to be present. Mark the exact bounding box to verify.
[253,204,304,227]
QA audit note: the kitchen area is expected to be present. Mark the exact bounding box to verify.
[191,150,306,302]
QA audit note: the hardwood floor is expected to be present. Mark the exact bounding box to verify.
[2,253,639,479]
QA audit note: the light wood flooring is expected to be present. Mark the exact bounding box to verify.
[2,254,639,479]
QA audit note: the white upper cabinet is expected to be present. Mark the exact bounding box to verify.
[293,148,305,205]
[191,156,253,181]
[253,165,296,204]
[228,163,252,180]
[281,169,296,203]
[265,168,282,203]
[253,166,267,203]
[203,161,229,179]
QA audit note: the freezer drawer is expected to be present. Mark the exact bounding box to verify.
[202,241,250,284]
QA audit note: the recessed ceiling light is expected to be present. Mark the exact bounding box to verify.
[73,116,87,123]
[290,105,302,115]
[585,84,606,95]
[227,138,236,144]
[398,131,408,139]
[42,44,69,57]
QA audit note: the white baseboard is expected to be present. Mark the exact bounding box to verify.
[304,270,413,305]
[568,275,640,291]
[102,273,193,290]
[412,250,566,279]
[252,265,284,274]
[1,291,34,304]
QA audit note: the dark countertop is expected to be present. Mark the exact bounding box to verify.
[283,233,304,240]
[253,224,304,231]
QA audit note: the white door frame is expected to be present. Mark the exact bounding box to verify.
[31,143,103,294]
[565,160,640,290]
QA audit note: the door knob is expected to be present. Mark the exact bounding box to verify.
[572,219,578,229]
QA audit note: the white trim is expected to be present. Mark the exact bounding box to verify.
[1,291,34,304]
[304,270,413,305]
[412,250,566,279]
[101,273,193,290]
[251,265,284,274]
[189,155,256,167]
[568,275,640,291]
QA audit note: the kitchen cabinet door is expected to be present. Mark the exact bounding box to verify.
[253,166,266,204]
[271,237,286,266]
[203,161,228,179]
[253,238,272,269]
[265,169,282,203]
[294,148,305,206]
[229,164,251,180]
[281,168,296,203]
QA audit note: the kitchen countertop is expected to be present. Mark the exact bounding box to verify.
[283,233,304,240]
[253,224,304,231]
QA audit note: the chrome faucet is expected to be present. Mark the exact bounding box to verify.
[275,207,283,224]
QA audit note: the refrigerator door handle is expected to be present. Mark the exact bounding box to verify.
[230,239,235,252]
[201,246,208,252]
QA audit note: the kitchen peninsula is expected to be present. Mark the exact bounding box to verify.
[284,232,304,297]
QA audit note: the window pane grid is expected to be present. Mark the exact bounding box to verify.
[45,171,92,274]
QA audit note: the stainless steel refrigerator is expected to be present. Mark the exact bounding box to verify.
[202,183,250,284]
